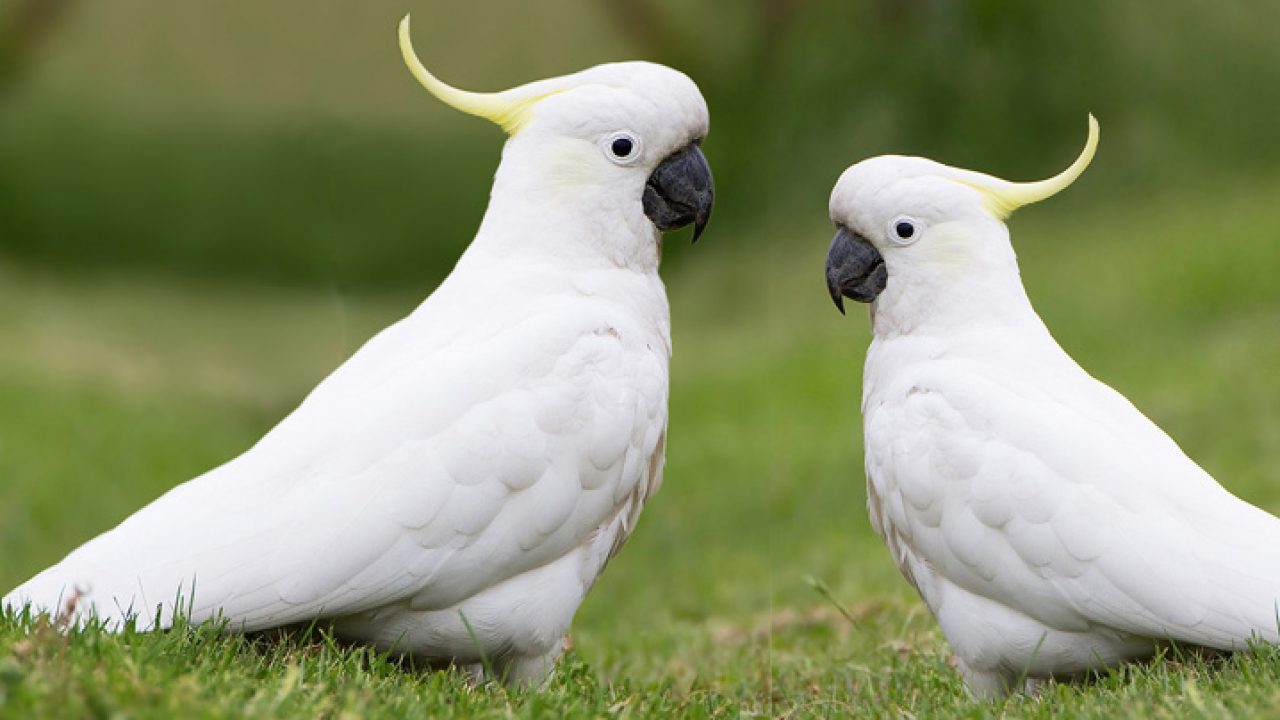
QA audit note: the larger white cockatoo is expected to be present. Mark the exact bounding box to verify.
[3,16,713,684]
[825,117,1280,697]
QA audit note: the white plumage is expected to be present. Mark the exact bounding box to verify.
[825,118,1280,697]
[4,18,712,684]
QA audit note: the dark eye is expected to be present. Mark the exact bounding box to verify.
[603,132,643,165]
[887,216,924,246]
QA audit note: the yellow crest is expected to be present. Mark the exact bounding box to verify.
[952,115,1100,220]
[398,15,560,135]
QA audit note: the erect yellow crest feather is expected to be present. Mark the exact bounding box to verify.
[953,115,1100,220]
[398,14,557,134]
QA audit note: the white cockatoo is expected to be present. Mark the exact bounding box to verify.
[825,117,1280,697]
[3,16,713,684]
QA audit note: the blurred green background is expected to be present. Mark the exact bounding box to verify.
[4,0,1278,287]
[2,0,1280,706]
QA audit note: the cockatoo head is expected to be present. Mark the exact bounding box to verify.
[399,16,713,257]
[824,117,1098,323]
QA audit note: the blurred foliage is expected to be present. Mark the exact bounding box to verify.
[0,0,1277,289]
[0,0,75,94]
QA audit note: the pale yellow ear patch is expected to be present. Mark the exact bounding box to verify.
[532,138,602,198]
[922,226,977,278]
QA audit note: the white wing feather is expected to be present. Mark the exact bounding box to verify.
[5,269,668,632]
[866,342,1280,650]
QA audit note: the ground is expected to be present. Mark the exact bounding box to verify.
[2,180,1280,717]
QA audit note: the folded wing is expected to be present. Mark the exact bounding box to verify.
[5,293,667,632]
[867,357,1280,649]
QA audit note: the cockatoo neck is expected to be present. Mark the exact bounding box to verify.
[466,140,662,275]
[869,223,1048,342]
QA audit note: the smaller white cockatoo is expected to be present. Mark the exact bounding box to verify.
[3,16,713,684]
[825,117,1280,697]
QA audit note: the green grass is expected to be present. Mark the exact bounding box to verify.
[3,178,1280,717]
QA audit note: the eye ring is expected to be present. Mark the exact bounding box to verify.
[887,216,924,246]
[602,131,643,165]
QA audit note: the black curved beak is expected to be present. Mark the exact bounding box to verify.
[643,143,714,242]
[825,226,887,314]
